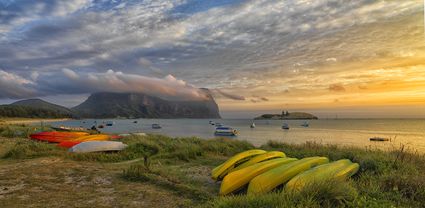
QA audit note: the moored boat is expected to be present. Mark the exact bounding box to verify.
[51,126,87,132]
[214,127,238,136]
[301,121,309,127]
[152,124,162,129]
[282,123,289,130]
[370,137,389,142]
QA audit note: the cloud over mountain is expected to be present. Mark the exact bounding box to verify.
[0,0,423,112]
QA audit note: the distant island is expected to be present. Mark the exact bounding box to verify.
[0,90,221,119]
[254,111,318,120]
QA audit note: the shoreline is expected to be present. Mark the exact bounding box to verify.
[0,118,71,125]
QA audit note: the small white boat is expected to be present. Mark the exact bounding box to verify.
[214,127,238,136]
[69,141,128,153]
[301,121,309,127]
[250,122,256,128]
[106,121,114,126]
[215,123,223,127]
[282,123,289,130]
[152,124,162,129]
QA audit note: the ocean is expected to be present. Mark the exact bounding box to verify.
[50,119,425,152]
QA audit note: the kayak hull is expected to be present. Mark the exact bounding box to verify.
[69,141,128,153]
[220,157,297,195]
[211,149,267,181]
[229,151,286,173]
[247,157,329,195]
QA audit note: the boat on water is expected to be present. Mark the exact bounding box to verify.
[105,121,114,126]
[51,126,87,132]
[152,124,162,129]
[250,122,256,128]
[282,123,290,130]
[301,121,309,127]
[370,137,389,142]
[215,123,223,127]
[214,127,238,136]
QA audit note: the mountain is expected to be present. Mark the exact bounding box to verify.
[72,91,221,118]
[254,112,318,120]
[11,99,73,115]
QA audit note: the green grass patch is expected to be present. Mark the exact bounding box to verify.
[2,139,64,159]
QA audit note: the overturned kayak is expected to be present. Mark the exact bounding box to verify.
[229,151,286,173]
[285,159,359,192]
[69,141,128,153]
[220,157,297,195]
[247,157,329,195]
[211,149,267,181]
[67,134,110,142]
[30,131,89,143]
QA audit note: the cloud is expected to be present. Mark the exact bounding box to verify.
[0,0,422,108]
[40,69,209,101]
[329,84,346,92]
[212,89,245,100]
[0,70,36,98]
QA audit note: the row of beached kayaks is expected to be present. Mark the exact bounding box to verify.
[29,131,127,153]
[211,149,359,195]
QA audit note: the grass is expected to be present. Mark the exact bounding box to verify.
[1,129,425,207]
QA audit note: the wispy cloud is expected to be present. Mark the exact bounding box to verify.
[0,0,423,112]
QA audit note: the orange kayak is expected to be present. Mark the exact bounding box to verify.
[30,131,89,143]
[67,134,110,142]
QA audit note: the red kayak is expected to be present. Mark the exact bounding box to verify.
[110,135,123,140]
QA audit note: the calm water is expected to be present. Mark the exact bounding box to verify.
[50,119,425,152]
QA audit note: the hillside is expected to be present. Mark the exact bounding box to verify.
[0,105,72,118]
[72,91,221,119]
[11,99,73,115]
[254,111,318,120]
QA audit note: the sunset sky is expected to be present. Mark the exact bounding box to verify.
[0,0,424,118]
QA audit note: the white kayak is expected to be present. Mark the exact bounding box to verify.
[69,141,128,153]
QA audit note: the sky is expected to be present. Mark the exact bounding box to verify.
[0,0,424,118]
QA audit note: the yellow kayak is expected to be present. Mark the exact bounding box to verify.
[247,157,329,195]
[229,151,286,173]
[220,157,297,195]
[69,134,110,142]
[211,149,267,181]
[285,159,359,192]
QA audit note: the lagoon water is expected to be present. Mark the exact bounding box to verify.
[50,119,425,152]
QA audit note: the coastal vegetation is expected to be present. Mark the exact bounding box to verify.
[0,105,72,118]
[0,124,424,207]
